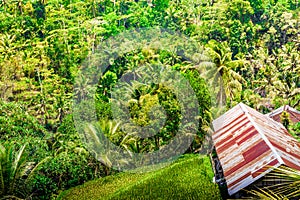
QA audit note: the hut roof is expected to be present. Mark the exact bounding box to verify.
[266,105,300,124]
[212,103,300,196]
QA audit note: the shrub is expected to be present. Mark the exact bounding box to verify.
[0,100,46,140]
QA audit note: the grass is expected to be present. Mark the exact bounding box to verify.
[58,154,221,200]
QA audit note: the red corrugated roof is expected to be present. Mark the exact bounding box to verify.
[212,103,300,196]
[266,105,300,124]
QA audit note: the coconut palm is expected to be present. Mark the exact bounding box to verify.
[248,187,288,200]
[83,121,134,172]
[274,44,300,107]
[249,166,300,199]
[206,40,245,106]
[0,0,8,11]
[0,34,16,60]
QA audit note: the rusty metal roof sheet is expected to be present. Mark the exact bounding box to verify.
[212,103,300,196]
[266,105,300,124]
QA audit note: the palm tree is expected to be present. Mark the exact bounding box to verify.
[249,166,300,199]
[0,34,16,60]
[0,0,7,12]
[274,44,300,107]
[206,40,245,106]
[83,121,133,172]
[74,72,93,101]
[0,144,27,199]
[248,187,288,200]
[0,144,48,199]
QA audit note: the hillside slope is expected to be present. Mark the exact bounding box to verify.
[58,155,221,200]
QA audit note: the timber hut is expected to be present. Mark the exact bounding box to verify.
[211,103,300,197]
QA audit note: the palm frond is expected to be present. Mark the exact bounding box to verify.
[9,145,26,194]
[248,187,288,200]
[251,166,300,199]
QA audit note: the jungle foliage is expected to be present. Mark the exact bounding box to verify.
[0,0,300,199]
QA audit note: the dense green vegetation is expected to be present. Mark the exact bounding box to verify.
[0,0,299,199]
[58,155,221,200]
